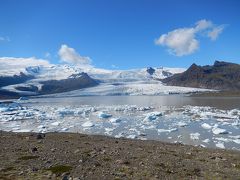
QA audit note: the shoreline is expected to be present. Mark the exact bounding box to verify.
[0,131,240,179]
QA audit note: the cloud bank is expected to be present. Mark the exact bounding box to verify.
[0,57,50,76]
[155,19,225,56]
[58,44,92,67]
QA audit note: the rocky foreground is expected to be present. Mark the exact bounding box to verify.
[0,131,240,180]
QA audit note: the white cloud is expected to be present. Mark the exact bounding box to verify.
[45,52,51,58]
[208,25,225,41]
[155,28,198,56]
[155,19,225,56]
[0,36,10,42]
[58,44,92,67]
[0,57,50,76]
[195,19,213,32]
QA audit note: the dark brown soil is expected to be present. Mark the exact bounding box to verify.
[0,131,240,180]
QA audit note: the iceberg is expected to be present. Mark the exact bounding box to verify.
[110,118,121,123]
[190,133,200,140]
[212,127,228,135]
[98,112,112,119]
[201,123,212,130]
[216,142,225,149]
[82,121,94,127]
[158,128,177,133]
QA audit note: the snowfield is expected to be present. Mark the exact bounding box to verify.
[0,62,213,96]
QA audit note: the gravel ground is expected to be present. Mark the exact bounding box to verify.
[0,131,240,180]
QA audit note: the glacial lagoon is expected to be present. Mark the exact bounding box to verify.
[1,95,240,150]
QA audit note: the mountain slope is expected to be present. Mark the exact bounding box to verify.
[162,61,240,91]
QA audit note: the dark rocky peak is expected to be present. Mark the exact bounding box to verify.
[185,63,203,73]
[146,67,155,75]
[68,72,89,79]
[213,61,236,67]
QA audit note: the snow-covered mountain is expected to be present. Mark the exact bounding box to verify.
[0,62,211,97]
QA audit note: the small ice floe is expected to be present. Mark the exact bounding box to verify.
[144,111,163,121]
[61,128,69,132]
[190,133,200,140]
[18,97,29,101]
[158,128,177,133]
[126,134,137,139]
[176,122,188,127]
[202,139,210,143]
[201,123,212,130]
[37,125,46,129]
[215,142,225,149]
[115,132,124,138]
[57,108,75,117]
[233,139,240,144]
[13,129,32,133]
[212,127,228,135]
[82,121,95,128]
[137,106,153,111]
[104,128,115,135]
[98,112,112,119]
[110,118,121,123]
[177,135,182,139]
[51,122,60,126]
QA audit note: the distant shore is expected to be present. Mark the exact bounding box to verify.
[0,131,240,179]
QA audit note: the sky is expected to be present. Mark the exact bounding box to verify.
[0,0,240,69]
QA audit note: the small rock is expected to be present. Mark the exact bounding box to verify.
[51,148,56,152]
[31,147,38,153]
[36,133,44,139]
[74,149,80,154]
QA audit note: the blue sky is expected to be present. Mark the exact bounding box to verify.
[0,0,239,69]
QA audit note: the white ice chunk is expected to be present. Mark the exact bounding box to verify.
[144,111,163,121]
[158,128,178,133]
[233,139,240,144]
[201,123,212,130]
[212,127,228,135]
[177,122,188,127]
[98,112,112,119]
[126,134,137,139]
[82,121,94,127]
[190,133,200,140]
[51,122,60,126]
[202,139,210,143]
[216,142,225,149]
[110,118,121,123]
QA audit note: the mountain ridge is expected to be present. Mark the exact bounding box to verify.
[162,61,240,91]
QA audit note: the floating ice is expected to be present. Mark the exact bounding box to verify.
[144,111,163,121]
[177,122,188,127]
[51,122,60,126]
[233,139,240,144]
[158,128,178,133]
[98,112,112,119]
[216,142,225,149]
[190,133,200,140]
[202,139,210,143]
[110,118,121,123]
[201,123,212,130]
[126,134,137,139]
[105,127,115,134]
[18,97,29,101]
[82,121,95,127]
[57,108,75,116]
[212,127,228,135]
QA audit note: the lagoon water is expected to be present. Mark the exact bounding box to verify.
[1,95,240,150]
